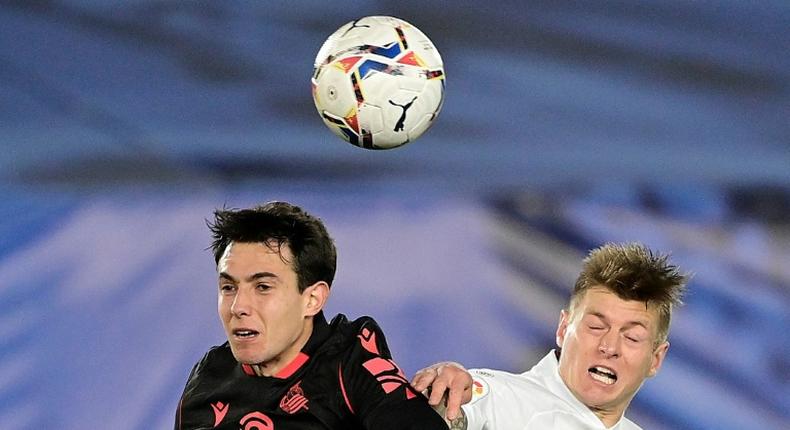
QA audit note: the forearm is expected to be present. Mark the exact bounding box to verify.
[448,412,468,430]
[432,399,468,429]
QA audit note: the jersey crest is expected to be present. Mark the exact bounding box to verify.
[279,381,309,414]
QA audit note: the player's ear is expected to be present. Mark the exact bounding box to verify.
[648,341,669,377]
[556,309,571,348]
[303,281,329,317]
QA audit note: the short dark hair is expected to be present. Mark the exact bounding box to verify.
[208,201,337,292]
[571,242,688,345]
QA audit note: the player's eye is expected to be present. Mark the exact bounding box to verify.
[220,284,236,293]
[625,334,642,343]
[256,283,272,292]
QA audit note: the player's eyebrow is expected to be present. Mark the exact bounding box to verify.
[623,320,649,331]
[219,272,279,283]
[247,272,278,283]
[218,272,236,283]
[588,311,649,330]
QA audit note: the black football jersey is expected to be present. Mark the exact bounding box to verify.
[175,312,446,429]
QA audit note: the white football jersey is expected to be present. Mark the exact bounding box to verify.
[462,350,642,430]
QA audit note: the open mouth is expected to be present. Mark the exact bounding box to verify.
[588,366,617,385]
[233,329,260,339]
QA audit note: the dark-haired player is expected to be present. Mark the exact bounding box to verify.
[175,201,446,429]
[413,242,688,430]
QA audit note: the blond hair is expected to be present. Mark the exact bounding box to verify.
[570,242,688,345]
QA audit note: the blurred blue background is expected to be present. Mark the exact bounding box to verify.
[1,1,788,429]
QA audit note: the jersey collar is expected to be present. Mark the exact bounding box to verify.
[241,311,331,378]
[540,349,627,428]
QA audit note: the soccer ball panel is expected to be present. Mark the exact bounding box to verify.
[358,103,383,134]
[313,62,357,116]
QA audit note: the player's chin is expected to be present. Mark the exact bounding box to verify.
[582,390,624,412]
[230,344,265,364]
[233,353,265,365]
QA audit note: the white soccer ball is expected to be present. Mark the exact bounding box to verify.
[311,16,445,150]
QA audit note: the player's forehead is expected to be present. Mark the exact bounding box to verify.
[218,241,294,272]
[573,287,658,328]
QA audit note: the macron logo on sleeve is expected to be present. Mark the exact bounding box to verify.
[357,327,380,355]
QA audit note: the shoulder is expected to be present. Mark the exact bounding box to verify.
[180,343,238,416]
[328,314,392,358]
[462,368,565,427]
[468,368,547,395]
[187,342,236,381]
[200,342,235,367]
[330,314,383,337]
[471,366,568,402]
[326,316,444,429]
[327,314,414,401]
[466,369,533,404]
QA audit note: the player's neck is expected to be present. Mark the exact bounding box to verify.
[591,404,626,428]
[252,318,314,377]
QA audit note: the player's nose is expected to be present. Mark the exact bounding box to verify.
[230,287,252,317]
[598,331,620,357]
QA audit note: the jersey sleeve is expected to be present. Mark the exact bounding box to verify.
[174,356,203,430]
[461,370,505,430]
[338,318,447,430]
